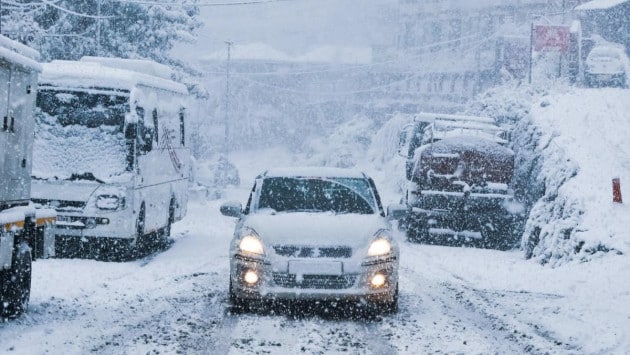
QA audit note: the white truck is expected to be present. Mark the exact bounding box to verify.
[0,35,56,318]
[30,57,191,259]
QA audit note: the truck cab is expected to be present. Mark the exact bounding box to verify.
[0,35,56,318]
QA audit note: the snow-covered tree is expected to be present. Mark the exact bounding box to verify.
[1,0,201,63]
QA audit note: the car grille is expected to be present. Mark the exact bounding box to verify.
[273,245,352,258]
[32,199,86,211]
[272,273,357,289]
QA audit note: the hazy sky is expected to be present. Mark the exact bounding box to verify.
[173,0,397,62]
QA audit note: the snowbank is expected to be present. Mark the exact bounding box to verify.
[471,83,630,265]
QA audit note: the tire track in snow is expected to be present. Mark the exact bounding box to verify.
[202,300,400,354]
[403,244,580,353]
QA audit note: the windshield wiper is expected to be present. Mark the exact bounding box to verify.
[68,172,104,183]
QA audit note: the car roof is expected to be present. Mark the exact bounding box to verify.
[589,45,625,56]
[261,167,368,179]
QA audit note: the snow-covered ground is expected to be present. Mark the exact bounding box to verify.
[2,88,630,354]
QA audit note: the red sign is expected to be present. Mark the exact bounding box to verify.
[533,25,570,53]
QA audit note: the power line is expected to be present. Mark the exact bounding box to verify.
[200,33,496,78]
[39,0,114,18]
[102,0,303,6]
[198,0,300,6]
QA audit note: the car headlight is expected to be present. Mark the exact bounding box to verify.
[239,235,264,255]
[367,238,392,257]
[96,194,123,210]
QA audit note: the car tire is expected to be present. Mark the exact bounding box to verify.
[0,242,32,319]
[382,285,399,315]
[229,279,249,313]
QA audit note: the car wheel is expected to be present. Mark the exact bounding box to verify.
[382,284,399,315]
[367,284,399,317]
[229,279,249,313]
[0,242,32,319]
[584,74,593,88]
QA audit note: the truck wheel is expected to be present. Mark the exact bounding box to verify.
[159,199,175,249]
[134,205,147,256]
[0,243,32,318]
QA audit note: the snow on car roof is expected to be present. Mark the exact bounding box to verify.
[575,0,629,11]
[39,60,187,95]
[0,34,42,72]
[263,167,367,179]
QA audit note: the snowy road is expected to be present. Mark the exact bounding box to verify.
[2,193,626,354]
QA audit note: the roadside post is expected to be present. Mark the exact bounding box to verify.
[613,178,622,203]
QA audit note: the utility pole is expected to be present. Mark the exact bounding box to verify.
[96,0,101,56]
[224,41,233,154]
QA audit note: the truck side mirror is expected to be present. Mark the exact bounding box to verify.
[124,123,136,170]
[137,123,154,154]
[386,204,407,220]
[125,122,136,139]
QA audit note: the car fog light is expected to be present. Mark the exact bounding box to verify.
[85,218,97,229]
[243,270,259,285]
[370,273,386,288]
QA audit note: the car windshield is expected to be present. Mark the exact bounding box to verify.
[257,177,376,214]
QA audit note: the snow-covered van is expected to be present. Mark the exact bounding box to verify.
[0,35,56,318]
[31,57,190,258]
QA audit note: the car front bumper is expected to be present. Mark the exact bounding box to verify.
[230,254,398,302]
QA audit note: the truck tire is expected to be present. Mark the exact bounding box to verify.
[0,242,32,318]
[160,199,175,248]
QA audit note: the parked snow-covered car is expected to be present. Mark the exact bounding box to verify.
[584,45,628,88]
[220,167,399,314]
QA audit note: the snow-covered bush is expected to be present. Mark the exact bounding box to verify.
[190,154,240,200]
[470,83,628,266]
[302,115,377,168]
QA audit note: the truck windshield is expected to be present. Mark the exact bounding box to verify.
[257,177,376,214]
[32,90,131,182]
[36,90,128,129]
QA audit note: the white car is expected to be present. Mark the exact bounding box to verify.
[220,167,400,314]
[584,45,628,88]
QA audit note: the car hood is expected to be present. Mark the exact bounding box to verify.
[241,212,389,249]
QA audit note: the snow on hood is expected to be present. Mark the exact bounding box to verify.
[242,212,389,249]
[31,179,100,203]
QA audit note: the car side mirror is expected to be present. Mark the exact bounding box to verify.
[386,204,407,220]
[220,201,243,218]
